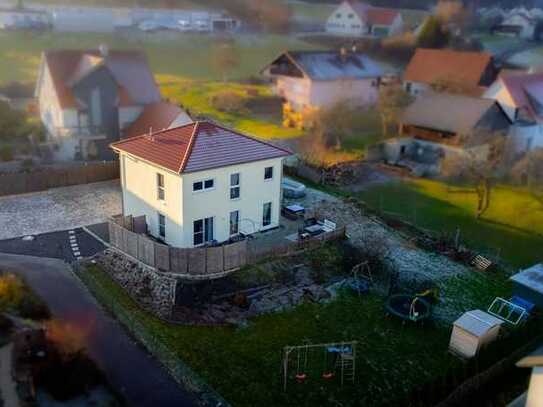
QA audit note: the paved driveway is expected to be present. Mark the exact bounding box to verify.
[0,181,121,240]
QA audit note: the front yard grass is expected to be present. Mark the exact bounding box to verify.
[82,264,457,407]
[356,178,543,268]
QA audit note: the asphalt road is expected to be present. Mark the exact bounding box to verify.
[0,253,197,407]
[0,227,105,262]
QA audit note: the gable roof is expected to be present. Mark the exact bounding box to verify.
[402,93,500,134]
[122,101,192,140]
[111,121,291,174]
[42,49,161,109]
[346,1,399,26]
[500,73,543,121]
[265,50,385,81]
[404,49,495,93]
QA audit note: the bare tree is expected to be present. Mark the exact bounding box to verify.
[511,148,543,203]
[377,84,412,138]
[212,41,241,82]
[441,130,509,218]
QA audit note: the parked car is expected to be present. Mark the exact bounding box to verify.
[139,20,160,32]
[177,19,191,31]
[282,178,306,199]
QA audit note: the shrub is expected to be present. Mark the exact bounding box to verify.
[210,91,247,114]
[0,273,25,310]
[0,145,14,162]
[18,295,51,320]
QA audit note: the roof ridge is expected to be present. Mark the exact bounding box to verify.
[178,121,200,173]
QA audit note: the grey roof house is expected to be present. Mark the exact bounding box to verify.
[261,50,388,124]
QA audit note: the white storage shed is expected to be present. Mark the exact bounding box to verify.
[449,310,503,359]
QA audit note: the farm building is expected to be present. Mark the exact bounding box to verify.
[449,310,503,359]
[510,264,543,309]
[51,8,115,33]
[0,6,49,30]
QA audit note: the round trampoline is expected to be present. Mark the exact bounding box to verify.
[385,294,431,323]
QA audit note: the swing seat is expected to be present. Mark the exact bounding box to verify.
[322,372,335,380]
[295,373,307,383]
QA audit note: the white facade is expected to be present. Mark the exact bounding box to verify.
[325,2,367,36]
[325,1,402,38]
[276,76,379,111]
[120,152,284,248]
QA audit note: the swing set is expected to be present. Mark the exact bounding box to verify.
[281,341,357,392]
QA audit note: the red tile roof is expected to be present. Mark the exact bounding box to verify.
[366,8,400,26]
[122,101,191,139]
[111,121,291,174]
[404,49,495,93]
[347,1,399,26]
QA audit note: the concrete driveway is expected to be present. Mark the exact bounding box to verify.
[0,181,121,240]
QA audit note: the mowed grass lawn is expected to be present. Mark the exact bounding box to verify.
[83,264,457,407]
[357,178,543,268]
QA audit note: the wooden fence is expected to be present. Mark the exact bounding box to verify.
[0,161,119,196]
[108,218,247,279]
[109,215,346,279]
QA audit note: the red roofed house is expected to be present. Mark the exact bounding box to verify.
[325,1,403,38]
[110,121,290,248]
[35,46,189,161]
[485,72,543,152]
[403,48,499,97]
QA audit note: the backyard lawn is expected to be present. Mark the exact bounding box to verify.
[356,178,543,268]
[81,264,458,407]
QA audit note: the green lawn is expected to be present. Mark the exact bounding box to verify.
[356,178,543,268]
[0,31,319,83]
[81,264,457,407]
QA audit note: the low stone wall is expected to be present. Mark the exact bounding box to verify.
[95,250,177,319]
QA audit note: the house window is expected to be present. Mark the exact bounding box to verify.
[336,13,341,18]
[348,13,354,19]
[263,202,272,227]
[158,213,166,239]
[264,166,274,180]
[405,82,412,93]
[193,178,214,192]
[230,173,240,199]
[230,210,240,236]
[157,173,165,200]
[193,217,214,246]
[90,88,102,127]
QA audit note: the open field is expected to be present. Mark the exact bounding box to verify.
[0,31,319,83]
[356,178,543,268]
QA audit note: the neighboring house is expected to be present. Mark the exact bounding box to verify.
[110,121,291,248]
[35,47,162,161]
[484,72,543,152]
[508,344,543,407]
[385,92,511,175]
[122,101,192,139]
[494,11,537,40]
[403,49,499,97]
[262,50,385,125]
[0,6,49,30]
[325,1,403,37]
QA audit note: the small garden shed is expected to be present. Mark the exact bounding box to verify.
[511,264,543,309]
[449,310,503,359]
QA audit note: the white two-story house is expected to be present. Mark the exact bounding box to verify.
[325,1,403,38]
[35,46,181,161]
[110,121,291,248]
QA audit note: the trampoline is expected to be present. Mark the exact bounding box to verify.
[385,294,431,323]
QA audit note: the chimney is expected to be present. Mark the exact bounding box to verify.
[99,44,109,58]
[146,127,154,141]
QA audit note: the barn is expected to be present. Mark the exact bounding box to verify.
[449,310,503,359]
[511,264,543,309]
